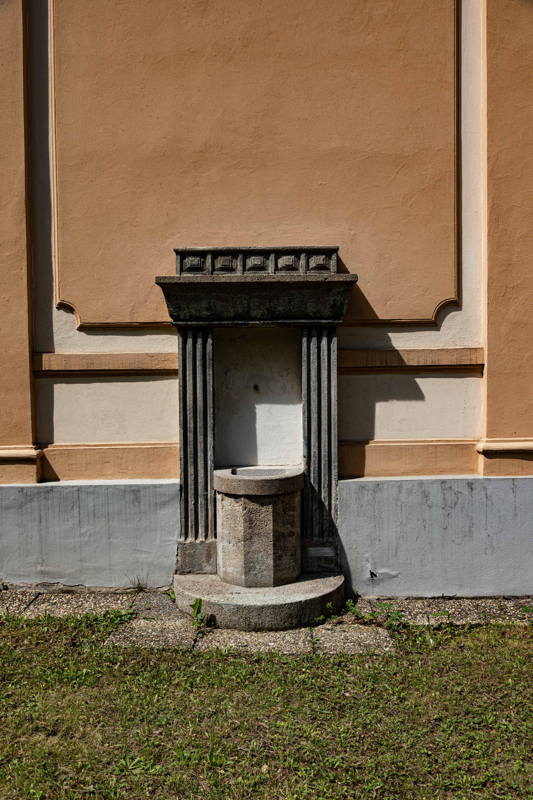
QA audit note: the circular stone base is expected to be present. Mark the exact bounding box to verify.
[173,573,345,631]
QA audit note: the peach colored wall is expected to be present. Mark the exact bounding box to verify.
[0,0,34,452]
[485,0,533,444]
[52,0,457,328]
[339,373,482,442]
[36,377,179,445]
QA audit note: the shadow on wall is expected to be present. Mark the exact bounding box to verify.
[338,286,426,477]
[28,0,54,354]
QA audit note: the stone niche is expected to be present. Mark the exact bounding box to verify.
[156,247,356,630]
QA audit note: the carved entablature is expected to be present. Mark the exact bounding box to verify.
[158,246,355,327]
[175,247,338,276]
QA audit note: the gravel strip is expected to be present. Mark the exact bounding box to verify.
[194,627,312,654]
[105,618,195,649]
[22,591,132,618]
[313,623,395,654]
[351,596,533,625]
[0,590,40,615]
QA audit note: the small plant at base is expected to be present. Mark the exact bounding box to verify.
[127,574,149,593]
[189,597,216,646]
[190,597,207,632]
[308,626,319,653]
[345,598,363,618]
[383,608,405,630]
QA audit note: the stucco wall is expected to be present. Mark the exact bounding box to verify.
[0,0,33,449]
[339,373,482,441]
[36,377,179,445]
[51,0,457,328]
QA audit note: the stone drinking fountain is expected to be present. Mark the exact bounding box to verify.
[157,247,356,630]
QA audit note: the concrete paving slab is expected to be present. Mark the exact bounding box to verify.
[313,623,395,654]
[105,618,195,649]
[0,590,39,615]
[353,596,533,625]
[23,591,132,618]
[194,627,312,654]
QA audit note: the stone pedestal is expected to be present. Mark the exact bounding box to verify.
[214,467,303,587]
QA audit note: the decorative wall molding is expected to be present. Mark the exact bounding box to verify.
[41,443,179,481]
[477,439,533,453]
[175,247,338,276]
[477,439,533,477]
[339,348,484,372]
[33,352,178,375]
[33,348,482,375]
[0,446,42,484]
[177,328,215,551]
[36,439,492,481]
[0,446,41,460]
[339,439,478,479]
[480,454,533,477]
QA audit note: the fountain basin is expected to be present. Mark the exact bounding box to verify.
[214,466,304,588]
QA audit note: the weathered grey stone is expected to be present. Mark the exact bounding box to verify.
[178,327,215,554]
[215,467,302,587]
[176,540,217,574]
[156,272,356,327]
[302,326,338,573]
[172,247,340,276]
[173,573,345,631]
[214,466,303,496]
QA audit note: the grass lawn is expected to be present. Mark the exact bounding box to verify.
[0,612,531,799]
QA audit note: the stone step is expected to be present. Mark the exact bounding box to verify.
[173,573,345,631]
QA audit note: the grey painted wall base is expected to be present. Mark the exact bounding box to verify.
[338,477,533,597]
[1,477,531,595]
[0,481,180,588]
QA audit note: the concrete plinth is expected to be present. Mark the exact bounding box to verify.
[173,573,345,631]
[214,466,303,587]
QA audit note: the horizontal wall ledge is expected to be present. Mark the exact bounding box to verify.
[339,439,479,479]
[477,439,533,453]
[41,443,179,481]
[33,353,179,375]
[0,445,40,460]
[34,348,484,375]
[0,446,42,484]
[338,347,484,373]
[478,441,533,477]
